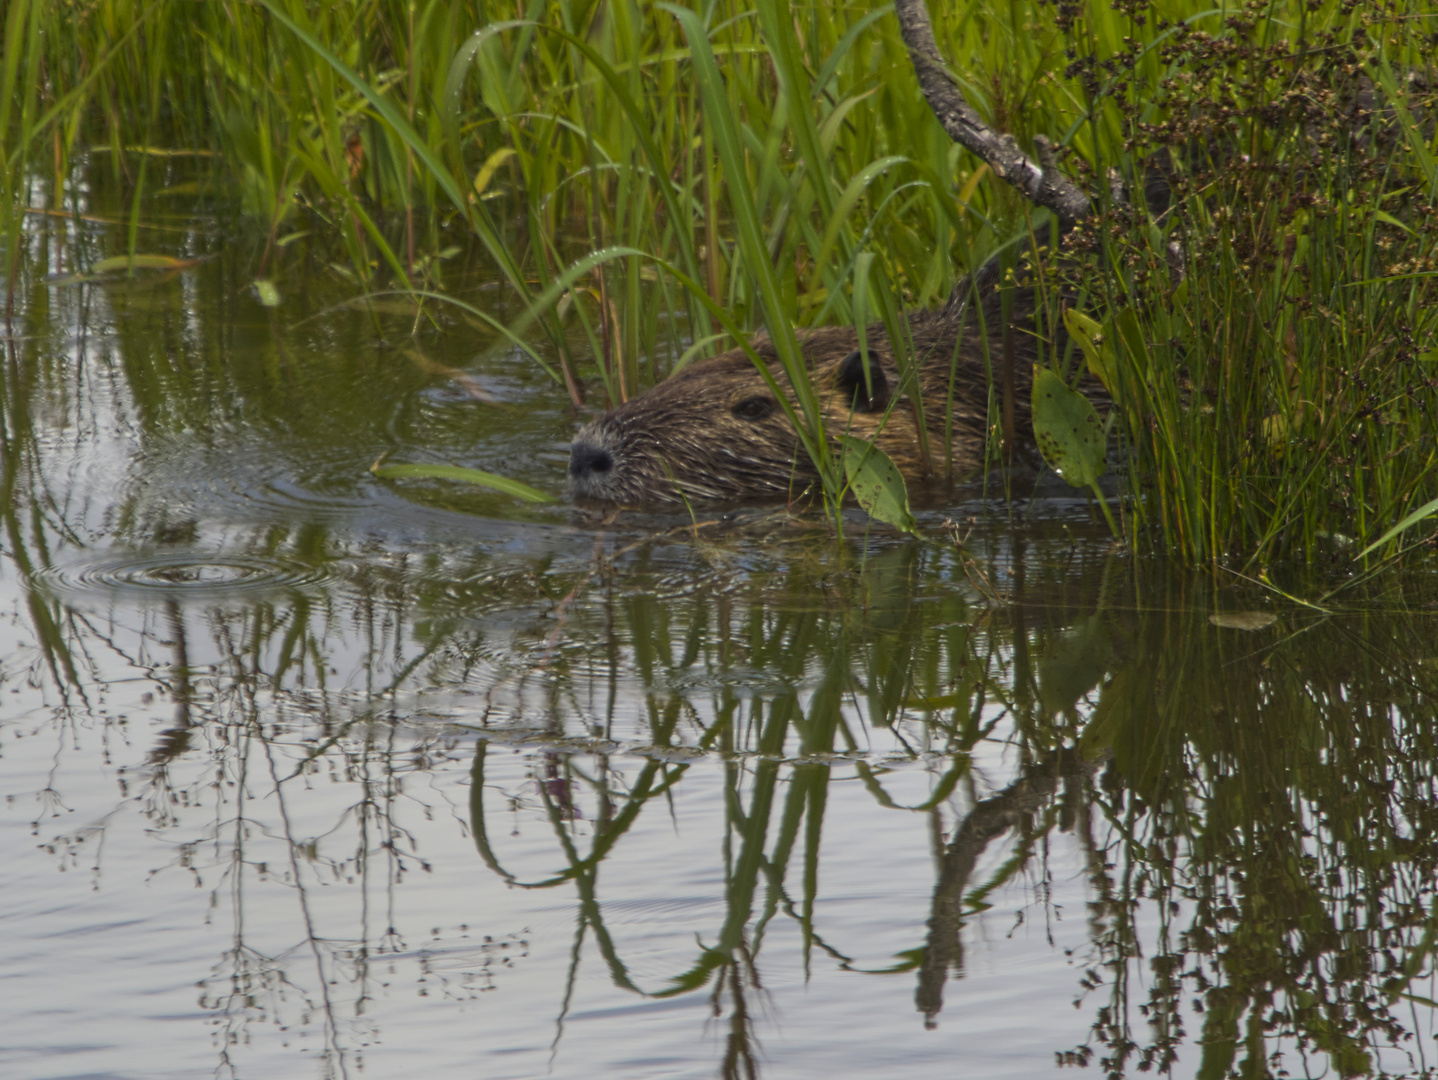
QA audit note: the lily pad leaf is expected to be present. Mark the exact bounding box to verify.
[840,435,918,535]
[1208,611,1277,631]
[1032,366,1106,488]
[371,462,554,503]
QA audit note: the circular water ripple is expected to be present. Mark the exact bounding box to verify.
[38,550,330,600]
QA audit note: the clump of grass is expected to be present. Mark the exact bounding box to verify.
[1052,0,1438,564]
[5,0,1033,526]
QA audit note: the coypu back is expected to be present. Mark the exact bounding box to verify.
[568,275,1062,505]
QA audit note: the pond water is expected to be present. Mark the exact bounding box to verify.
[5,175,1438,1080]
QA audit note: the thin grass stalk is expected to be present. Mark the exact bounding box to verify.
[0,0,40,318]
[661,1,844,518]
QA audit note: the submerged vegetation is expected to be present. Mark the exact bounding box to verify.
[3,0,1437,562]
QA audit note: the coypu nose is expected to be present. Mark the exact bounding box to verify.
[569,440,614,479]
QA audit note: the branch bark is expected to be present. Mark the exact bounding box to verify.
[893,0,1092,225]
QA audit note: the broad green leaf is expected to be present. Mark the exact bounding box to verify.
[1063,306,1120,401]
[1062,306,1104,361]
[371,462,554,503]
[841,435,917,535]
[1031,367,1106,488]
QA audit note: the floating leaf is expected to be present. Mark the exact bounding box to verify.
[371,462,554,503]
[841,435,917,535]
[1209,611,1277,631]
[1031,366,1106,488]
[91,254,199,274]
[252,279,281,307]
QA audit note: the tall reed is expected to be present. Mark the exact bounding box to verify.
[4,0,1435,563]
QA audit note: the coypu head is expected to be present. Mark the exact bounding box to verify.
[569,337,897,505]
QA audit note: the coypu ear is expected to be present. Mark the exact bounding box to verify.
[834,349,890,413]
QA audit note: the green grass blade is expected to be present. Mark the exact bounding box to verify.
[658,2,839,513]
[371,462,555,503]
[255,0,531,304]
[1355,495,1438,561]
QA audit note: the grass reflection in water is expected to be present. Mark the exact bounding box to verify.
[7,507,1438,1077]
[372,535,1438,1078]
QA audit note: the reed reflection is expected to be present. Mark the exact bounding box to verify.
[465,540,1438,1079]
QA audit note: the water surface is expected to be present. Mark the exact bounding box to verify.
[4,179,1438,1080]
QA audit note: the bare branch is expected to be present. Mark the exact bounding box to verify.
[893,0,1092,225]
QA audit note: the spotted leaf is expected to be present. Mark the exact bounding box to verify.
[1032,366,1106,488]
[841,435,918,535]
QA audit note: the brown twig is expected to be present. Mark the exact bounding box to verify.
[892,0,1092,226]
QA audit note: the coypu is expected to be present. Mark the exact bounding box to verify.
[567,0,1099,507]
[568,271,1057,505]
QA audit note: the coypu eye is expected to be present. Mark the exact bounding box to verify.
[732,396,775,422]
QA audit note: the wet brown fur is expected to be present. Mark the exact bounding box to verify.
[569,282,1060,505]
